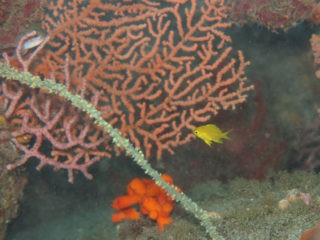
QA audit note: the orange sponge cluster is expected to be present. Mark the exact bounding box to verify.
[300,222,320,240]
[112,174,181,231]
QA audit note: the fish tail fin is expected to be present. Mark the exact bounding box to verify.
[223,129,231,140]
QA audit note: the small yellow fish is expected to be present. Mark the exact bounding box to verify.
[193,124,231,146]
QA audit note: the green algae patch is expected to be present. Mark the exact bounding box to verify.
[188,171,320,240]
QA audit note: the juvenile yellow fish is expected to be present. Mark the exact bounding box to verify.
[193,124,231,146]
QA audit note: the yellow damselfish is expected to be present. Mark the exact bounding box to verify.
[193,124,231,146]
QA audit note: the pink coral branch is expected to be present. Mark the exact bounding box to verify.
[1,0,254,181]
